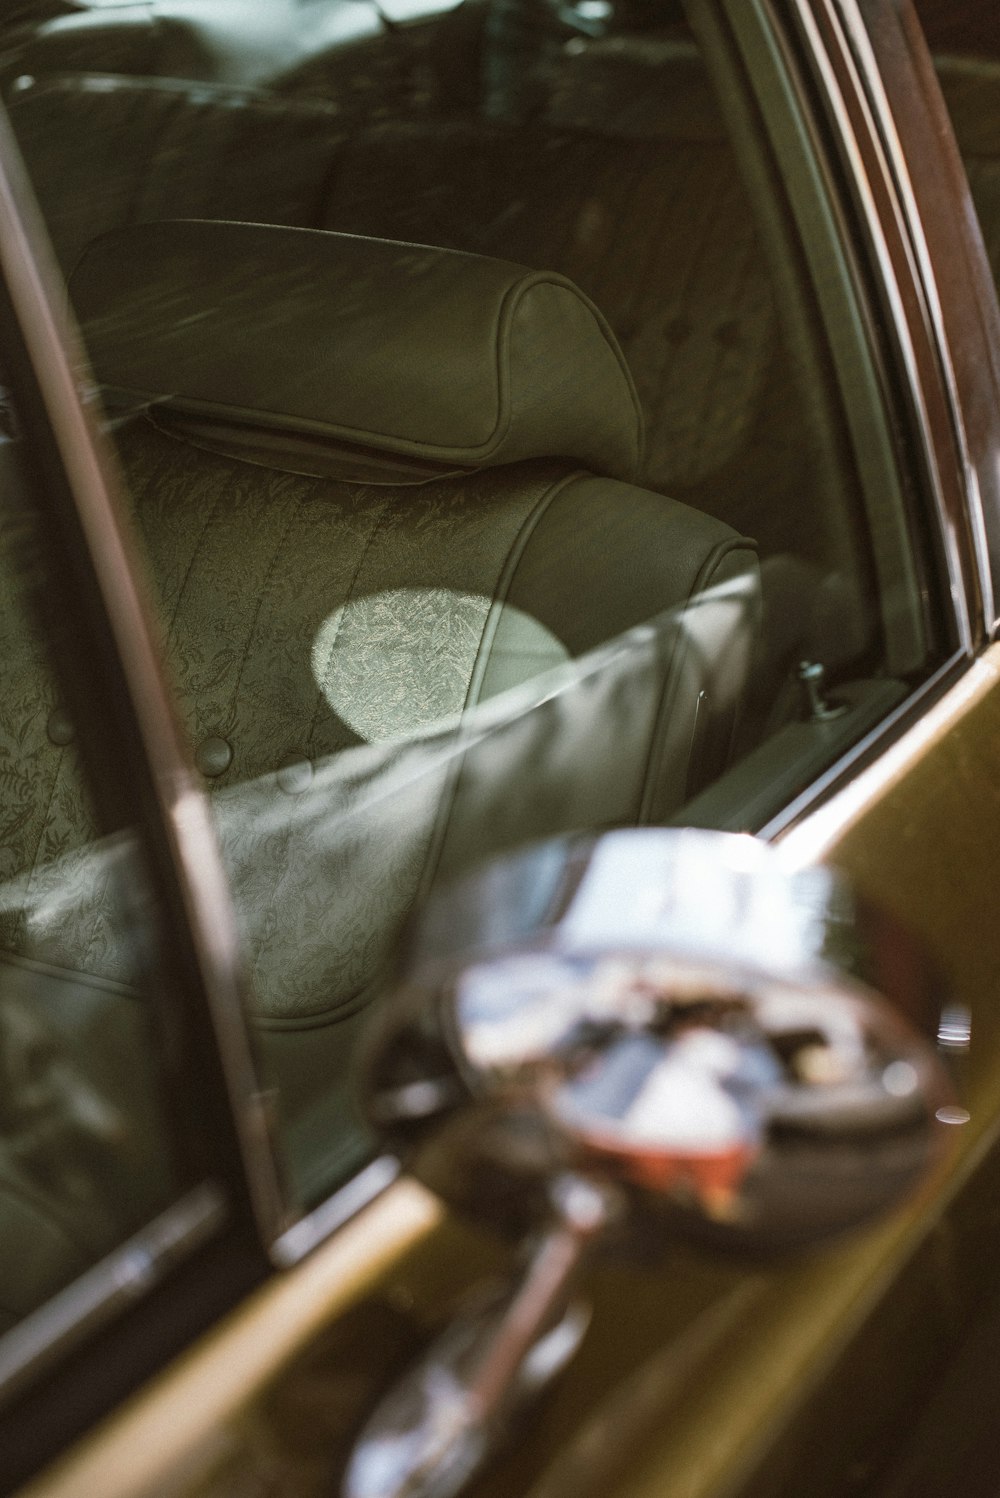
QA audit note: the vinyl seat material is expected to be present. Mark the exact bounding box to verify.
[64,218,761,1022]
[4,217,762,1023]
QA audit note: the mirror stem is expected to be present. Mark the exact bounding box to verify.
[466,1172,616,1416]
[343,1172,617,1498]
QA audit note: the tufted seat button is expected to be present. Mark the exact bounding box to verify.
[46,707,75,746]
[195,736,233,778]
[276,753,313,795]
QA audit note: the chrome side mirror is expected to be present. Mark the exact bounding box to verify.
[346,830,954,1498]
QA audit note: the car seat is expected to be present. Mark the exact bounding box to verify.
[60,219,761,1020]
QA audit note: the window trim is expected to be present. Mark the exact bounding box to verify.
[0,104,286,1241]
[696,0,935,673]
[835,0,997,634]
[0,1183,226,1408]
[776,0,993,651]
[680,0,989,833]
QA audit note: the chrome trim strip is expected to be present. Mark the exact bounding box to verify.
[0,1183,227,1406]
[272,1155,401,1268]
[784,0,974,654]
[834,0,995,634]
[777,648,999,869]
[760,650,968,839]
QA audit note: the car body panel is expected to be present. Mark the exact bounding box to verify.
[15,1181,444,1498]
[15,645,1000,1498]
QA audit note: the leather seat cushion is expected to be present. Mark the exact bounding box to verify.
[1,407,756,1022]
[110,419,756,1020]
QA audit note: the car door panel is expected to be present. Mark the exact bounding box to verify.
[14,647,1000,1498]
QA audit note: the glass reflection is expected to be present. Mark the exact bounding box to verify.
[456,948,940,1229]
[369,830,952,1254]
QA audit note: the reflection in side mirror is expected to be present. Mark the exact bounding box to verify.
[367,828,951,1253]
[347,830,954,1498]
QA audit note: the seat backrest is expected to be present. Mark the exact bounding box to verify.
[6,61,815,563]
[8,54,879,670]
[323,116,779,501]
[11,71,776,508]
[7,72,348,271]
[7,221,759,1029]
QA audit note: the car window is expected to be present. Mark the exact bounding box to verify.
[0,0,956,1219]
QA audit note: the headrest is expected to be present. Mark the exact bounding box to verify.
[70,220,644,484]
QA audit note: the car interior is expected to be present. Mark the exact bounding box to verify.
[0,0,989,1328]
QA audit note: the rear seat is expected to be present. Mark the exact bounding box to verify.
[6,221,760,1027]
[5,73,345,272]
[5,56,854,613]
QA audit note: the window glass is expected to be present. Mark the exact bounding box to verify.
[0,0,948,1212]
[0,454,184,1356]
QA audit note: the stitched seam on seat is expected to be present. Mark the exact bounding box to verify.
[636,537,757,824]
[164,497,223,656]
[255,971,382,1030]
[128,434,228,652]
[689,536,759,594]
[497,277,644,466]
[159,496,230,726]
[413,468,587,909]
[461,468,590,714]
[0,947,143,1000]
[223,492,308,740]
[304,489,388,756]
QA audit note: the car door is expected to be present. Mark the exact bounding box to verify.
[4,0,1000,1495]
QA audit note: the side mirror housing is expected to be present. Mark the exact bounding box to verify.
[366,829,951,1255]
[347,830,954,1498]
